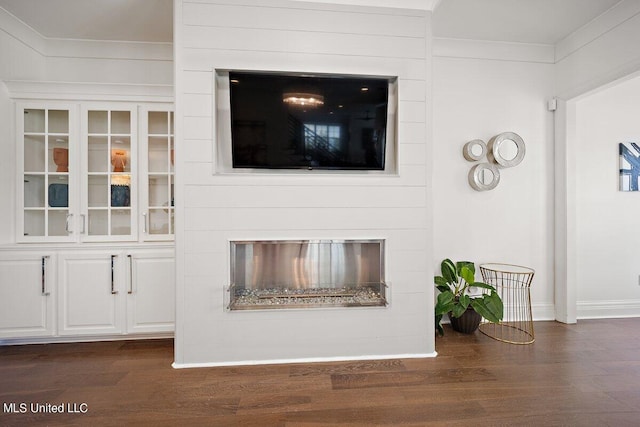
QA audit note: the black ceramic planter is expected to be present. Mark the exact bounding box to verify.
[449,307,482,334]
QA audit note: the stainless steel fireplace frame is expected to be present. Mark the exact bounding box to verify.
[226,239,388,311]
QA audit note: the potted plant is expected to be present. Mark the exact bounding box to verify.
[434,259,503,336]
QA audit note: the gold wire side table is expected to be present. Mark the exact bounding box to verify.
[479,263,535,344]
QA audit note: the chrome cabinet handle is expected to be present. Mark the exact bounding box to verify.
[65,214,73,233]
[127,254,133,294]
[142,212,147,234]
[110,255,118,295]
[41,256,50,296]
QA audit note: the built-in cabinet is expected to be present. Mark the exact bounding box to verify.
[3,100,176,343]
[0,248,174,341]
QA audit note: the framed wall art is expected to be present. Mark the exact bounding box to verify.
[619,142,640,191]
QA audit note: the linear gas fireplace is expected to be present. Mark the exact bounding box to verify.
[226,239,387,310]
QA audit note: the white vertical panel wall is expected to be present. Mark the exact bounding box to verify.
[174,0,434,366]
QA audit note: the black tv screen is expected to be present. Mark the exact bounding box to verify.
[229,72,389,170]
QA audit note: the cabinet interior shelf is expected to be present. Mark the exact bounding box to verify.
[88,173,132,176]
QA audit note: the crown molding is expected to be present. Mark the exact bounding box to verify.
[433,37,555,64]
[287,0,437,11]
[1,5,172,62]
[4,80,173,102]
[556,0,640,62]
[0,5,45,55]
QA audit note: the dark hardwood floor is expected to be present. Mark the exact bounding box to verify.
[1,319,640,426]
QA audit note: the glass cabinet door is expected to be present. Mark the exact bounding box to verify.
[84,107,137,241]
[141,109,174,240]
[17,102,173,243]
[19,105,75,241]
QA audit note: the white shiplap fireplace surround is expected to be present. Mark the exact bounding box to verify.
[173,0,434,367]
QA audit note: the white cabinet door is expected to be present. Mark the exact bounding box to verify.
[16,103,78,243]
[81,105,138,242]
[0,253,55,338]
[138,107,175,241]
[58,252,124,336]
[126,250,175,334]
[15,102,173,244]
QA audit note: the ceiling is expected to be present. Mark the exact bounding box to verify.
[0,0,624,45]
[0,0,173,43]
[433,0,622,44]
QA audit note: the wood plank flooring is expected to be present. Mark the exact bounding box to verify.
[1,319,640,426]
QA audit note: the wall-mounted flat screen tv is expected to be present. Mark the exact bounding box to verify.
[229,72,391,170]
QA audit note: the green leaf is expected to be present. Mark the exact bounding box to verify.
[470,281,496,292]
[451,303,466,318]
[460,266,475,285]
[435,314,444,336]
[470,292,504,324]
[456,261,475,277]
[458,294,470,309]
[441,259,457,285]
[436,285,450,294]
[434,276,448,286]
[485,292,504,321]
[435,291,455,316]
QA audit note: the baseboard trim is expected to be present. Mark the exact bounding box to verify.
[577,300,640,319]
[0,332,173,347]
[172,352,438,369]
[532,303,556,321]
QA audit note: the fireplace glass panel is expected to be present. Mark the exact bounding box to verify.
[228,239,387,310]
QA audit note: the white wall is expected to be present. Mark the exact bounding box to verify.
[432,43,556,319]
[44,39,172,85]
[574,75,640,318]
[174,0,434,366]
[553,0,640,322]
[0,83,15,243]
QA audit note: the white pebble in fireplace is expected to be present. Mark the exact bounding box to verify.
[226,239,388,310]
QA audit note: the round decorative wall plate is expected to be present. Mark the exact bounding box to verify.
[468,162,500,191]
[487,132,525,168]
[462,139,487,162]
